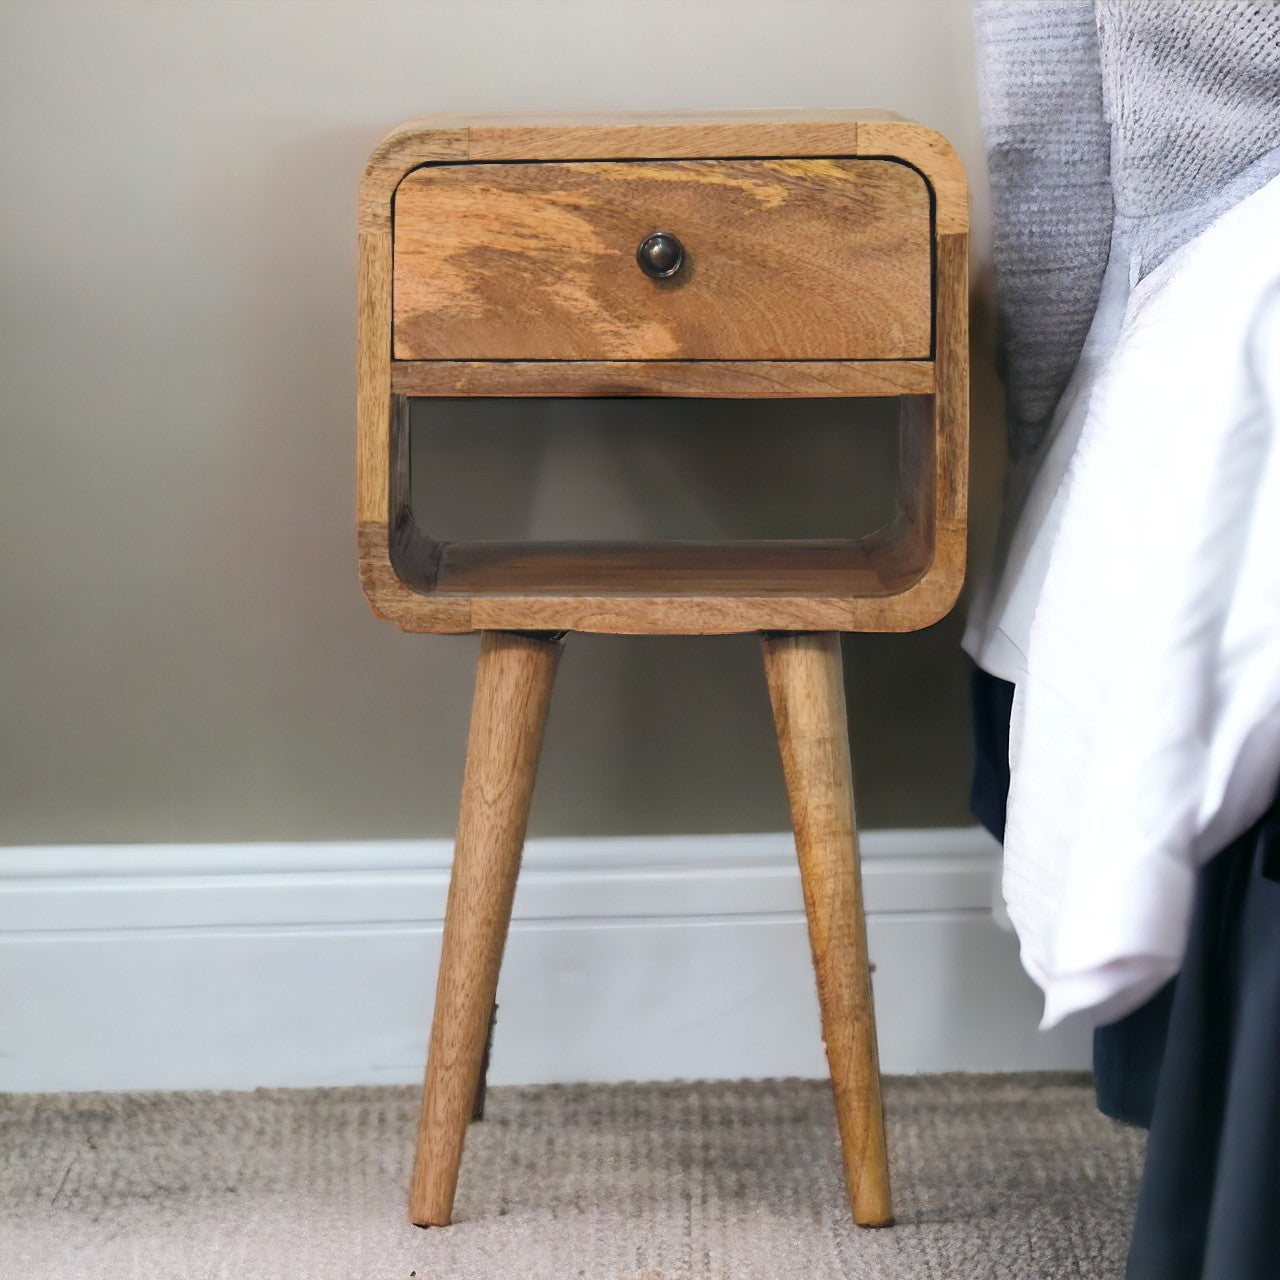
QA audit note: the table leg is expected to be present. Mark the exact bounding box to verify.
[761,631,892,1227]
[409,630,562,1227]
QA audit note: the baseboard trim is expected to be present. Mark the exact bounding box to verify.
[0,829,1090,1091]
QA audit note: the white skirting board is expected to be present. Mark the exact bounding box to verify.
[0,829,1090,1092]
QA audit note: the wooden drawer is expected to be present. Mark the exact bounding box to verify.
[360,111,969,636]
[392,158,932,362]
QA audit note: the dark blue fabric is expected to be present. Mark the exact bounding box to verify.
[1091,978,1174,1129]
[969,665,1016,843]
[1126,794,1280,1280]
[969,659,1280,1277]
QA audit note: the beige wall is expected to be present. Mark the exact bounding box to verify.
[0,0,1004,845]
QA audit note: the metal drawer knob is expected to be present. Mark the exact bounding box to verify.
[636,231,685,280]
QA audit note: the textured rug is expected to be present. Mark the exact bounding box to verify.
[1,1074,1144,1279]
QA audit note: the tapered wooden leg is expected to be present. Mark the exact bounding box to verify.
[761,632,892,1228]
[409,630,562,1227]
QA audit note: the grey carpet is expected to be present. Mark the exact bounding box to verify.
[1,1074,1144,1279]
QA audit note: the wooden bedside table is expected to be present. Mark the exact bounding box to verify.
[356,110,968,1230]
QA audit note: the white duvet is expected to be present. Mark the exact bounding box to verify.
[968,174,1280,1028]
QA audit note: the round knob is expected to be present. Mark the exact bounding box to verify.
[636,231,685,280]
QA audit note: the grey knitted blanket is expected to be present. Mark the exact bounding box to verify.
[973,0,1280,462]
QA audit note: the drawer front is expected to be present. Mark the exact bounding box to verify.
[392,159,932,362]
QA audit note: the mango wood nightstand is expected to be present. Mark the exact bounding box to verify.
[356,110,968,1230]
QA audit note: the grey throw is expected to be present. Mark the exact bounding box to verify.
[974,0,1280,463]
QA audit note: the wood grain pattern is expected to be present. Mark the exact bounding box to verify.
[933,232,970,527]
[878,229,970,628]
[356,231,392,526]
[356,111,969,636]
[762,632,892,1227]
[359,123,467,234]
[460,108,894,162]
[393,160,930,362]
[390,358,934,399]
[856,121,967,236]
[361,112,896,199]
[462,592,926,636]
[409,630,562,1227]
[358,519,470,632]
[434,541,900,596]
[360,112,971,1233]
[357,111,964,236]
[360,520,941,634]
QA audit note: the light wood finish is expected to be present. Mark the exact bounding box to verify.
[359,110,966,236]
[434,540,909,596]
[933,232,970,530]
[762,631,891,1227]
[360,112,890,234]
[357,111,968,635]
[390,358,935,400]
[409,630,562,1227]
[857,119,968,235]
[356,230,392,527]
[359,519,943,635]
[457,108,899,163]
[358,113,968,1229]
[393,159,931,362]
